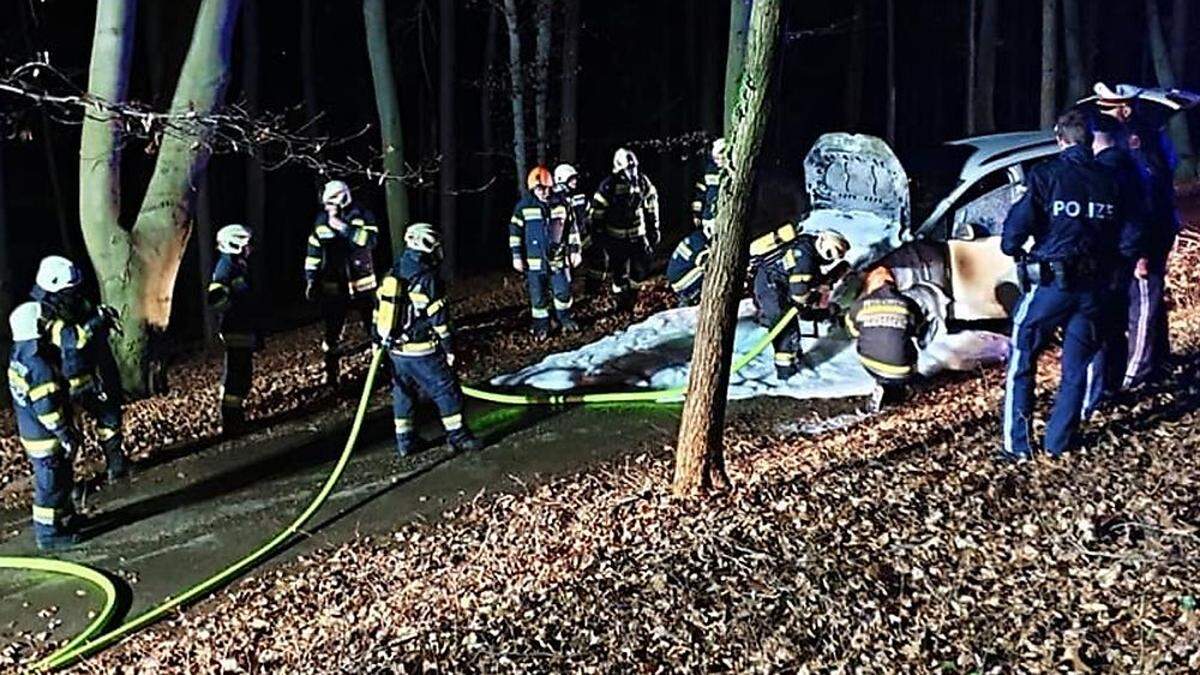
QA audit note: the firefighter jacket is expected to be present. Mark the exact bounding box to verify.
[208,253,257,349]
[590,172,660,246]
[509,193,579,272]
[374,249,452,357]
[8,340,72,458]
[666,230,711,297]
[760,234,828,312]
[845,284,926,381]
[692,156,720,228]
[30,286,107,398]
[305,204,379,297]
[556,185,592,249]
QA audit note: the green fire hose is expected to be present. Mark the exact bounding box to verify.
[2,306,797,670]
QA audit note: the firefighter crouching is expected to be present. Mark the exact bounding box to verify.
[590,148,661,311]
[32,256,129,481]
[208,225,258,433]
[510,166,582,340]
[8,302,81,551]
[666,221,712,308]
[375,223,482,457]
[753,229,851,380]
[305,179,379,386]
[846,267,929,411]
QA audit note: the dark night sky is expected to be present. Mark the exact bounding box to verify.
[0,0,1192,344]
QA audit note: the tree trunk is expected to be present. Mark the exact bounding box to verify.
[1062,0,1084,103]
[439,0,457,275]
[1146,0,1197,178]
[364,0,412,259]
[674,0,781,497]
[702,4,722,134]
[886,0,896,146]
[1040,0,1058,128]
[722,0,752,135]
[975,0,998,132]
[0,135,10,334]
[559,0,581,163]
[966,0,977,135]
[844,0,867,129]
[503,0,529,192]
[1170,0,1188,75]
[481,5,500,251]
[535,0,551,164]
[243,0,267,304]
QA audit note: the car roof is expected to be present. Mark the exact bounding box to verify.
[945,131,1058,181]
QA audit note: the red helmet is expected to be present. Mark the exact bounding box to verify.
[526,166,553,191]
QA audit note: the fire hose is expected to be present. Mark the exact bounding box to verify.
[2,307,798,670]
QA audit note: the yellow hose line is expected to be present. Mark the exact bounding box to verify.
[463,307,799,405]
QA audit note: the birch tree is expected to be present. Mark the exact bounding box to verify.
[364,0,412,259]
[503,0,529,190]
[80,0,242,394]
[674,0,781,497]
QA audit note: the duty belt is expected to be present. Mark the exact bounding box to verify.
[1017,258,1102,291]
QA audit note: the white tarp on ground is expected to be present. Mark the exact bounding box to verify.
[491,299,1011,403]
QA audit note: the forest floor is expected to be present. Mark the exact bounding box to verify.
[0,267,677,509]
[18,201,1197,671]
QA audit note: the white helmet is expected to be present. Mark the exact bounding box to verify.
[553,163,578,186]
[35,255,82,293]
[9,302,43,342]
[815,230,851,262]
[612,147,638,173]
[322,180,352,207]
[217,224,252,255]
[711,137,727,164]
[404,222,440,253]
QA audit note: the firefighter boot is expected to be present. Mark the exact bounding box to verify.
[558,314,581,334]
[36,531,81,552]
[449,429,483,453]
[395,433,419,458]
[324,351,340,387]
[221,406,247,436]
[102,437,131,481]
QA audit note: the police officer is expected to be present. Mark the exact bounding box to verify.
[510,166,581,339]
[1000,110,1139,460]
[31,256,128,481]
[845,267,928,411]
[8,302,81,550]
[375,223,482,457]
[208,224,257,433]
[1082,113,1151,417]
[753,229,851,380]
[692,137,725,230]
[666,220,712,308]
[304,180,379,386]
[590,148,661,311]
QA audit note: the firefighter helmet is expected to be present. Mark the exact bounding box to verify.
[35,255,82,294]
[711,137,727,164]
[216,224,252,255]
[612,147,638,173]
[526,166,553,191]
[404,222,441,254]
[322,180,352,207]
[815,230,851,262]
[553,163,578,186]
[9,302,43,342]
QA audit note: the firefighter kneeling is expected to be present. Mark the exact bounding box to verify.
[845,267,928,411]
[375,223,482,457]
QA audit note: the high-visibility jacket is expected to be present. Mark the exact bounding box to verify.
[208,253,257,349]
[304,204,379,297]
[666,230,711,297]
[692,156,720,228]
[30,286,107,398]
[555,185,591,249]
[845,284,926,380]
[8,340,71,458]
[759,234,825,309]
[590,172,660,245]
[374,250,452,357]
[509,193,578,272]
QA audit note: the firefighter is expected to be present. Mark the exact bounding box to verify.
[590,148,661,310]
[999,110,1139,460]
[510,166,581,339]
[753,229,851,380]
[691,137,725,230]
[666,219,712,308]
[8,302,80,550]
[375,223,482,457]
[845,267,928,411]
[31,256,128,481]
[208,224,257,433]
[553,163,589,268]
[304,179,379,386]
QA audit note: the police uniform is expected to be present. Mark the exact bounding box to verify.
[8,338,77,547]
[31,287,127,478]
[845,283,926,407]
[1082,144,1150,416]
[753,233,832,379]
[374,249,479,456]
[666,230,711,307]
[304,204,379,382]
[1000,143,1137,458]
[590,171,660,302]
[208,252,257,429]
[509,193,579,332]
[1124,126,1179,387]
[692,155,720,231]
